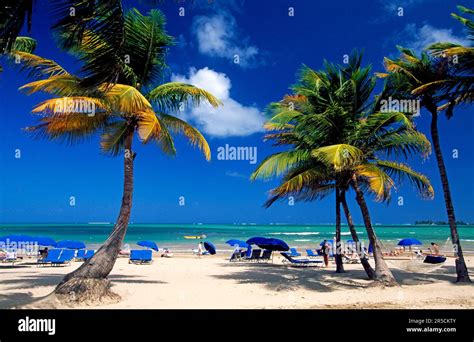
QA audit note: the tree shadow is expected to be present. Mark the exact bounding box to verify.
[0,273,167,309]
[212,262,373,293]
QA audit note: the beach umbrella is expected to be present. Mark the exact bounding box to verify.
[246,237,269,246]
[34,236,57,247]
[204,241,216,255]
[56,240,86,249]
[398,238,422,246]
[225,239,249,248]
[246,237,289,251]
[137,240,158,251]
[262,238,290,251]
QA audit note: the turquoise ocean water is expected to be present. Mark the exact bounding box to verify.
[1,223,473,252]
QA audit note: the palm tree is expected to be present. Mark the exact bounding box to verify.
[1,0,127,86]
[379,47,472,282]
[252,54,433,285]
[428,5,474,105]
[18,8,221,303]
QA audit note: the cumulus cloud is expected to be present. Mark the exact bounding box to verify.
[401,24,471,52]
[192,13,261,68]
[171,67,265,137]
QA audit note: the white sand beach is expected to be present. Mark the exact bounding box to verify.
[0,253,473,309]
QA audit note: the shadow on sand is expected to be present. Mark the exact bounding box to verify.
[0,272,167,309]
[211,260,473,293]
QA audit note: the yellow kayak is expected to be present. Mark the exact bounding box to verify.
[183,235,207,239]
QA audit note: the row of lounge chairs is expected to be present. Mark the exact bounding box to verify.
[289,247,362,264]
[37,249,96,267]
[229,249,273,263]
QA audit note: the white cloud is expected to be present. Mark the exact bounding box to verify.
[171,67,265,137]
[192,13,260,68]
[402,24,470,52]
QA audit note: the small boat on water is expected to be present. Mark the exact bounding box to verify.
[183,234,207,240]
[424,255,446,264]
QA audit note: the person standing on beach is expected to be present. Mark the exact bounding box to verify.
[321,240,329,267]
[197,241,204,256]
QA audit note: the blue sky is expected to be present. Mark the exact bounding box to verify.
[0,0,473,224]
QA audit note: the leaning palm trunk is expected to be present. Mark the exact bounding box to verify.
[340,190,375,279]
[55,131,135,302]
[335,188,344,273]
[429,109,471,283]
[351,176,398,286]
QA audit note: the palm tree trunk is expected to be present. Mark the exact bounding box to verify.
[340,190,376,279]
[335,188,344,273]
[351,176,398,286]
[54,130,135,302]
[429,109,471,282]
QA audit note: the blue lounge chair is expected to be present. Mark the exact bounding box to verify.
[306,249,319,258]
[289,248,301,257]
[55,249,75,266]
[259,250,273,263]
[37,249,62,266]
[245,249,261,262]
[280,252,323,267]
[129,250,153,264]
[229,249,242,262]
[38,249,75,267]
[76,250,95,261]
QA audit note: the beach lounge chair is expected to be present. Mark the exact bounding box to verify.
[229,250,242,262]
[246,249,261,262]
[2,251,17,264]
[38,249,75,267]
[342,253,360,264]
[289,248,301,257]
[259,250,272,263]
[129,250,153,264]
[280,252,323,267]
[306,249,319,258]
[75,249,95,261]
[37,249,61,266]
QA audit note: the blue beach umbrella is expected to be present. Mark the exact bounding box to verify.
[204,241,217,255]
[225,239,249,248]
[398,238,422,246]
[246,237,269,246]
[246,237,289,251]
[56,240,86,249]
[263,238,290,251]
[35,236,57,247]
[137,240,158,251]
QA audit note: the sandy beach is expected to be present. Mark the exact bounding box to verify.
[1,253,473,309]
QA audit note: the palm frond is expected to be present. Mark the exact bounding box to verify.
[311,144,364,171]
[102,83,152,114]
[100,121,130,156]
[251,150,311,181]
[160,114,210,161]
[376,160,434,199]
[146,82,221,112]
